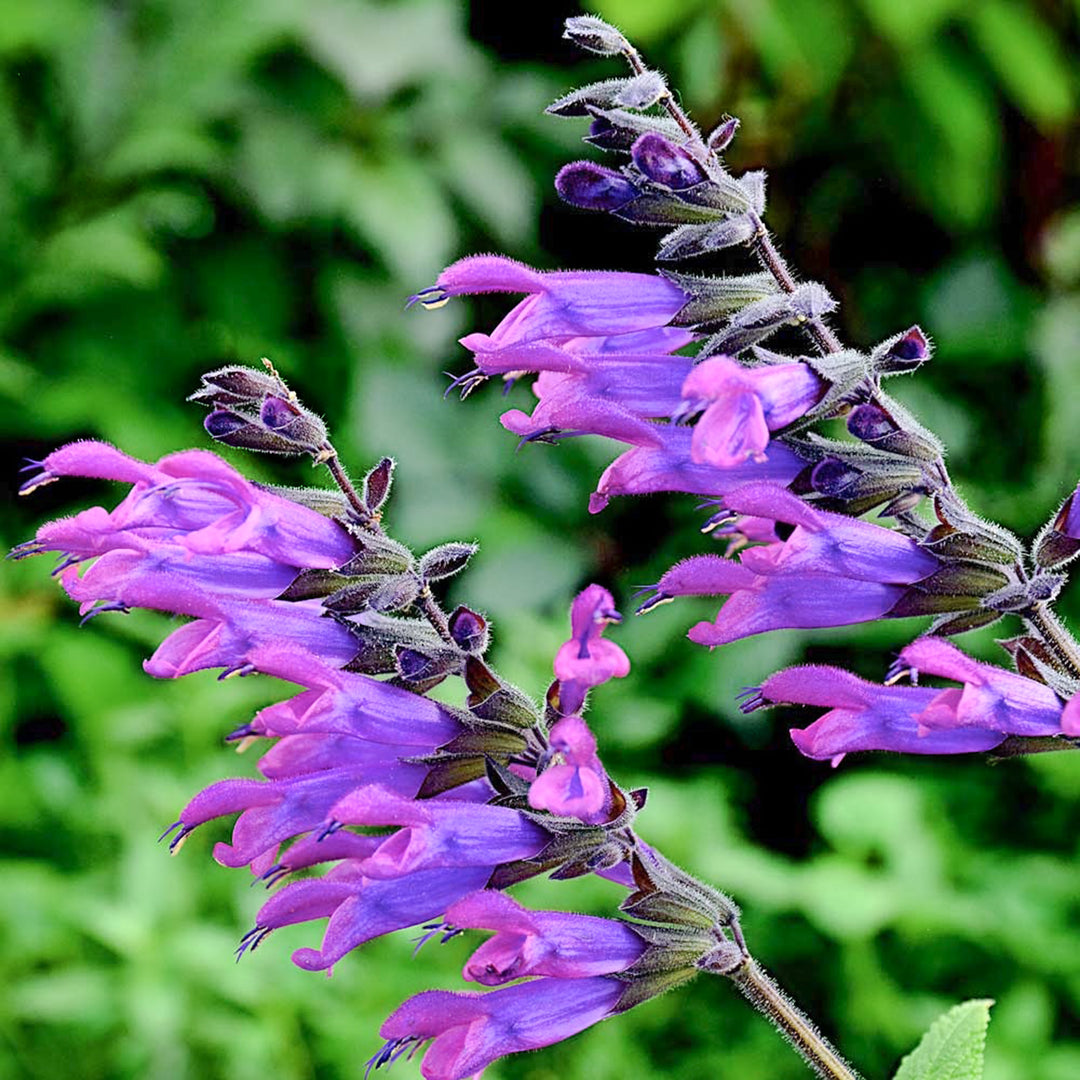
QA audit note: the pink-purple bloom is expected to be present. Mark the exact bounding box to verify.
[553,584,629,713]
[748,636,1072,763]
[445,890,646,985]
[677,356,825,467]
[528,716,612,823]
[373,977,626,1080]
[637,481,938,644]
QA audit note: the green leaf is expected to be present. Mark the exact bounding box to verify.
[893,999,993,1080]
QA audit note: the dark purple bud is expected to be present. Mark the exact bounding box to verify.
[363,457,395,513]
[204,411,309,455]
[891,327,929,362]
[418,541,478,582]
[555,162,639,212]
[847,404,894,442]
[205,410,248,438]
[873,326,932,374]
[563,15,629,56]
[631,133,707,190]
[448,606,489,654]
[395,647,443,683]
[707,116,740,153]
[810,457,862,497]
[256,395,327,449]
[260,394,302,431]
[1035,484,1080,568]
[200,366,281,399]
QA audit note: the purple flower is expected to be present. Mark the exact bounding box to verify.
[553,584,629,713]
[751,639,1071,763]
[751,666,1006,765]
[677,356,825,467]
[243,786,551,972]
[528,716,611,824]
[254,863,497,973]
[167,651,474,870]
[419,255,689,342]
[589,426,805,513]
[896,638,1064,738]
[373,977,625,1080]
[444,890,646,985]
[636,482,939,646]
[22,442,355,568]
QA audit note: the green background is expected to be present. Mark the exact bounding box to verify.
[2,1,1079,1078]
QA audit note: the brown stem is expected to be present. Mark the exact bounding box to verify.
[728,959,863,1080]
[320,449,381,533]
[1025,603,1080,682]
[747,211,843,356]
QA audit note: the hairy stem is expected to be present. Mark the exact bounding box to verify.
[1025,603,1080,682]
[747,211,844,356]
[729,959,863,1080]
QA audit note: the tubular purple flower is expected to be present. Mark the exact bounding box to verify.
[22,441,355,568]
[752,665,1008,764]
[589,425,805,513]
[553,584,629,713]
[896,638,1065,738]
[635,482,942,645]
[528,716,611,823]
[678,357,825,467]
[373,977,625,1080]
[256,863,497,973]
[417,255,690,350]
[444,890,647,985]
[143,598,361,678]
[324,785,550,881]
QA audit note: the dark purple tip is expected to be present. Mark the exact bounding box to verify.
[631,133,706,190]
[810,457,861,496]
[260,394,302,431]
[448,606,488,652]
[396,647,439,682]
[890,327,929,362]
[846,404,894,442]
[555,162,639,211]
[205,410,249,438]
[707,116,740,153]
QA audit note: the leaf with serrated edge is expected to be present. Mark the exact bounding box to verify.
[893,999,992,1080]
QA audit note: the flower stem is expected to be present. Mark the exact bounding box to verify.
[728,959,863,1080]
[1025,602,1080,682]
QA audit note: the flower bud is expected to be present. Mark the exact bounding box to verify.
[448,605,489,653]
[563,14,629,56]
[707,116,740,153]
[555,162,639,211]
[871,326,932,374]
[1034,483,1080,568]
[204,410,305,455]
[631,133,707,190]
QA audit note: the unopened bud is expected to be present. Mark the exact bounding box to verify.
[563,15,629,56]
[555,162,639,211]
[448,606,489,653]
[1034,483,1080,569]
[872,326,932,374]
[707,116,740,153]
[204,410,303,455]
[631,133,707,190]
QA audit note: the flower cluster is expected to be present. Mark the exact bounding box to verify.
[16,408,742,1078]
[419,16,1080,764]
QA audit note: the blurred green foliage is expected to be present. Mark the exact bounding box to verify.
[2,1,1079,1079]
